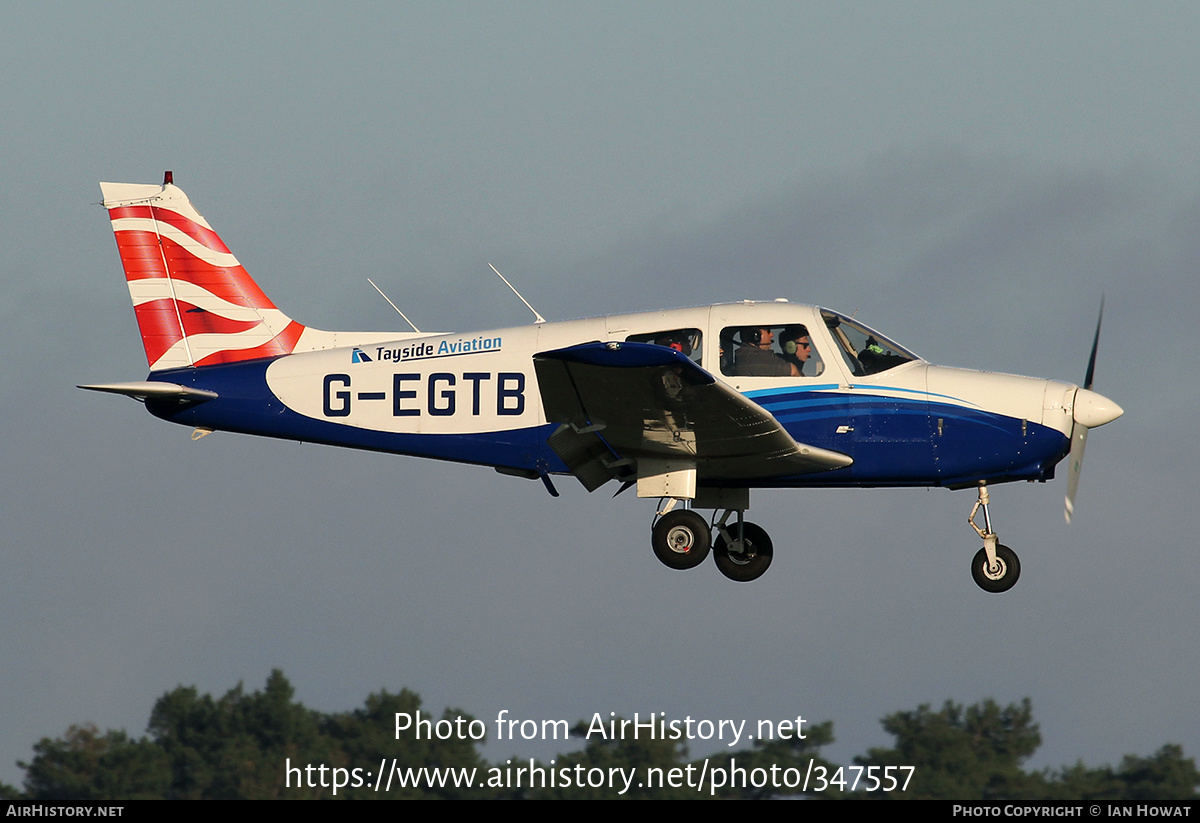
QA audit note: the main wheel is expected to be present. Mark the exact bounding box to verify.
[651,510,711,570]
[713,522,773,582]
[971,544,1021,593]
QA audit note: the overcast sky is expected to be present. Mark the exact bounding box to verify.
[2,2,1197,789]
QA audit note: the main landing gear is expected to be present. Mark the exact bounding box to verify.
[651,509,710,570]
[968,483,1021,593]
[651,502,774,582]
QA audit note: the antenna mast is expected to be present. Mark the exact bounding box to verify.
[366,278,421,333]
[489,263,546,324]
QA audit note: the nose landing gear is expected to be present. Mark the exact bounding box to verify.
[968,483,1021,593]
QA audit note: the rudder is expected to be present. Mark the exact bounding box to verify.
[99,172,306,372]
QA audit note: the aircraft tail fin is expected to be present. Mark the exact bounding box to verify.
[99,172,306,372]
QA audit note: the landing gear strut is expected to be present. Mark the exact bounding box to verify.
[968,483,1021,593]
[649,501,776,581]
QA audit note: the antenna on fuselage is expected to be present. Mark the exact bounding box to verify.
[489,263,546,324]
[366,278,421,333]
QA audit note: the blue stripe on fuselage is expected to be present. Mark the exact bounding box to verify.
[742,385,1069,488]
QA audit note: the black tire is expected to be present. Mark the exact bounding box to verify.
[971,544,1021,593]
[713,521,773,582]
[651,510,711,570]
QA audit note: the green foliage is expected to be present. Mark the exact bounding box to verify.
[15,679,1200,800]
[146,669,327,798]
[855,698,1042,799]
[19,725,170,800]
[1116,745,1200,800]
[706,719,837,799]
[1041,745,1199,800]
[18,670,489,800]
[856,699,1198,801]
[521,718,695,799]
[325,689,488,799]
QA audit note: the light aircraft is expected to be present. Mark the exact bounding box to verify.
[82,173,1123,593]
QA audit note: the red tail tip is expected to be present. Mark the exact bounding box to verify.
[163,170,173,186]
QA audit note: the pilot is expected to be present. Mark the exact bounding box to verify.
[734,327,798,376]
[779,325,812,375]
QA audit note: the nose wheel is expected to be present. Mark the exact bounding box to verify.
[968,483,1021,593]
[971,544,1020,593]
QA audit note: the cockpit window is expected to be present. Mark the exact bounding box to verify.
[821,310,919,376]
[626,328,703,365]
[719,325,825,378]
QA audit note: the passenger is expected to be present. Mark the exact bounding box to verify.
[655,332,691,357]
[734,327,798,376]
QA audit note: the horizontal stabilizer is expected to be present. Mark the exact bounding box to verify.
[77,381,218,402]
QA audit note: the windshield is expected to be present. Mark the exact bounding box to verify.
[820,310,920,377]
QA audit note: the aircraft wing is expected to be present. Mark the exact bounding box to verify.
[533,341,851,490]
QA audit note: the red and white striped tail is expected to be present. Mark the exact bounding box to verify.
[99,173,306,372]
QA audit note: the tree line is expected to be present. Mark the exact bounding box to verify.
[4,670,1195,800]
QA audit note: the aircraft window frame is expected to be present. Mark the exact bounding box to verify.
[719,325,826,378]
[820,310,919,377]
[625,328,703,365]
